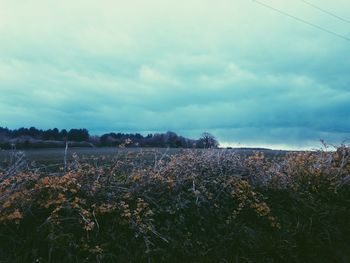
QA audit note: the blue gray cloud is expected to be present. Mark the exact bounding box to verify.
[1,0,350,149]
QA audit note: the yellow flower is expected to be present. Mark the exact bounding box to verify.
[41,177,50,185]
[3,201,11,209]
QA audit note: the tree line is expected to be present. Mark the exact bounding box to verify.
[0,127,219,149]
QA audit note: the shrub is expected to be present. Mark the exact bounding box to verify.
[0,147,349,262]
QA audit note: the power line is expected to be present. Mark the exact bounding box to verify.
[300,0,350,25]
[252,0,350,43]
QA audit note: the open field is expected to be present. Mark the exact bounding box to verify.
[0,147,140,162]
[0,147,349,262]
[0,147,288,163]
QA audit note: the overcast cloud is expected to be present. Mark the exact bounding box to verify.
[1,0,350,149]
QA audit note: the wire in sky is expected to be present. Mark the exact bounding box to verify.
[300,0,350,25]
[252,0,350,43]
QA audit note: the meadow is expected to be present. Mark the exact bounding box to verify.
[0,146,349,262]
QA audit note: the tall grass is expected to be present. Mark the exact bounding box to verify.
[0,147,349,262]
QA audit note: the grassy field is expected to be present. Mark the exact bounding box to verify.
[0,147,288,163]
[0,147,349,262]
[1,147,142,162]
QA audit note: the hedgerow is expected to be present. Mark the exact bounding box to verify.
[0,147,349,262]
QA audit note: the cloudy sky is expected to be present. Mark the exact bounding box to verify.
[1,0,349,149]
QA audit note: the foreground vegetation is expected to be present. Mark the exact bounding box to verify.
[0,147,349,262]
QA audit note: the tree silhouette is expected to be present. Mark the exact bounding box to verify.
[197,132,219,148]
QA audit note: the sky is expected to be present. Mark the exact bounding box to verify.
[0,0,350,150]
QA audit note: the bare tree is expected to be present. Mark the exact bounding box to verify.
[197,132,219,149]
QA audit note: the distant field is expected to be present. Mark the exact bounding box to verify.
[0,147,289,162]
[0,147,183,162]
[0,147,133,162]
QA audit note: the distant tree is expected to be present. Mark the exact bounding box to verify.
[43,128,60,140]
[0,127,200,149]
[0,127,9,135]
[151,133,165,147]
[42,130,50,140]
[60,129,68,140]
[164,131,185,148]
[14,127,29,137]
[197,132,219,149]
[100,133,119,146]
[52,128,60,140]
[68,129,89,142]
[0,127,10,142]
[28,127,41,138]
[89,135,101,146]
